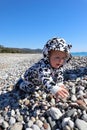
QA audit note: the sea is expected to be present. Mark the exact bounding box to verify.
[71,52,87,56]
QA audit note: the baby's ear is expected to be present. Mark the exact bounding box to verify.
[66,54,72,63]
[68,44,72,49]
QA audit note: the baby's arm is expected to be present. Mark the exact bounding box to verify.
[39,67,69,99]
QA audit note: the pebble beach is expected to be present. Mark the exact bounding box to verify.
[0,53,87,130]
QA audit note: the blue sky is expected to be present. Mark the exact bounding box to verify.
[0,0,87,52]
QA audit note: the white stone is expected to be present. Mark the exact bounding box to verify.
[75,118,87,130]
[62,117,70,127]
[49,107,62,120]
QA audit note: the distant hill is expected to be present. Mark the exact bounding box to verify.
[1,45,87,56]
[0,45,42,53]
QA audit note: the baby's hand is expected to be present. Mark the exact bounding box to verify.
[55,85,69,101]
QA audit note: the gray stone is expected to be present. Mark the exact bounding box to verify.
[68,120,74,129]
[2,121,9,129]
[63,125,71,130]
[47,116,57,130]
[71,86,76,94]
[66,109,76,117]
[26,128,33,130]
[9,122,23,130]
[49,107,62,120]
[32,124,40,130]
[16,115,23,122]
[27,120,33,127]
[62,117,70,128]
[35,120,43,128]
[11,109,15,116]
[71,94,77,102]
[82,114,87,122]
[9,117,16,125]
[75,118,87,130]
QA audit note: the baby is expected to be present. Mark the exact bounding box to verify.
[15,37,72,100]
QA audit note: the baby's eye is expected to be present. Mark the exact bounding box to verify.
[62,57,66,60]
[54,57,60,59]
[54,57,66,60]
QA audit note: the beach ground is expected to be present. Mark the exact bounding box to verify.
[0,53,87,130]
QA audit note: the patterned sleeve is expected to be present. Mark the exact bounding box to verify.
[39,66,64,95]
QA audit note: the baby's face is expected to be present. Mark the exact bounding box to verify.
[49,50,67,69]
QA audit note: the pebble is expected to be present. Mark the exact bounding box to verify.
[9,122,23,130]
[2,121,9,129]
[48,107,63,120]
[26,128,33,130]
[75,118,87,130]
[82,114,87,122]
[32,124,40,130]
[62,117,70,128]
[9,117,16,125]
[71,94,77,101]
[27,120,33,127]
[35,120,43,128]
[0,54,87,130]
